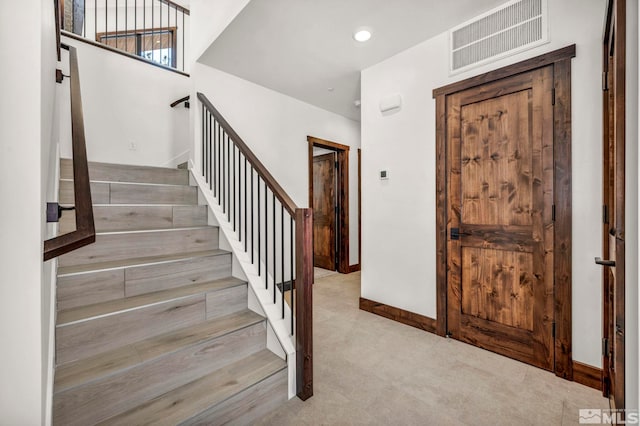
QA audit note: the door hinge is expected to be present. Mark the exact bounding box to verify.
[335,161,339,169]
[602,71,609,91]
[56,69,64,84]
[552,205,556,222]
[551,88,556,105]
[602,337,609,356]
[603,205,609,224]
[552,322,556,338]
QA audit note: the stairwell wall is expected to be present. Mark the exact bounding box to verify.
[0,0,58,424]
[59,36,190,167]
[192,63,361,265]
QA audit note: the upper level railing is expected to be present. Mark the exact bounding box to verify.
[59,0,189,74]
[44,44,96,261]
[197,92,314,400]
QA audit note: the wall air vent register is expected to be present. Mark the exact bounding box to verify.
[449,0,548,74]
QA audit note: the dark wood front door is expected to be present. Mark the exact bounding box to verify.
[600,0,625,410]
[446,66,555,370]
[313,153,336,270]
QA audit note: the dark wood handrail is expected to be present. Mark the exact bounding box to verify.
[170,95,190,108]
[44,45,95,261]
[197,92,298,215]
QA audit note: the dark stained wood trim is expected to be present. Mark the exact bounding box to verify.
[573,361,603,391]
[432,45,576,98]
[308,136,351,274]
[295,208,314,400]
[360,298,438,334]
[157,0,190,15]
[61,31,190,77]
[55,0,61,61]
[348,264,360,273]
[434,45,576,379]
[434,94,447,337]
[170,95,190,108]
[308,136,351,152]
[198,93,297,215]
[44,46,95,261]
[553,57,573,380]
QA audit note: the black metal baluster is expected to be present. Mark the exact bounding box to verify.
[105,0,107,45]
[159,0,162,63]
[124,0,127,45]
[232,145,236,231]
[143,0,145,59]
[222,133,226,211]
[208,113,212,188]
[237,150,241,240]
[174,6,177,68]
[115,0,118,49]
[227,135,231,221]
[151,0,154,62]
[265,181,268,289]
[94,0,97,42]
[281,203,284,318]
[201,105,204,176]
[181,10,184,71]
[257,177,261,275]
[273,192,276,303]
[244,157,248,252]
[134,0,136,47]
[84,0,87,36]
[290,215,294,335]
[212,119,217,197]
[251,167,254,263]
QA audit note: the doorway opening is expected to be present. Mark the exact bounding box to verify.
[308,136,351,274]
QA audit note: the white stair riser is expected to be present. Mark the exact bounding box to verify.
[58,227,219,267]
[59,205,208,233]
[57,254,232,311]
[59,181,198,205]
[61,158,189,185]
[53,322,266,426]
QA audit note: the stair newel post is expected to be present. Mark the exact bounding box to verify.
[294,207,313,401]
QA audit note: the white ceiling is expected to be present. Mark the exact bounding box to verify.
[199,0,506,121]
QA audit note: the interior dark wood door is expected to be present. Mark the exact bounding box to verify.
[313,153,336,270]
[447,67,555,370]
[600,0,625,410]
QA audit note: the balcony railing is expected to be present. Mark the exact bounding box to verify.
[59,0,189,74]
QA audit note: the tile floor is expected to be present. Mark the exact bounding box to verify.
[259,272,608,426]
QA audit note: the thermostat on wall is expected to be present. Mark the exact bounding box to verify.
[380,170,389,180]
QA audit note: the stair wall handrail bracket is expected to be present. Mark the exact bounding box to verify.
[44,45,96,261]
[170,95,190,108]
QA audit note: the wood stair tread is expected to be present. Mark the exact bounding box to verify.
[58,249,229,277]
[97,349,286,426]
[57,277,246,325]
[61,158,190,185]
[54,309,265,393]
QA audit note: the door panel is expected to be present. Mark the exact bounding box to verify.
[600,0,625,409]
[313,153,336,270]
[447,67,554,370]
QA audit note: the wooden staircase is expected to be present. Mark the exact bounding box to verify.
[53,159,288,425]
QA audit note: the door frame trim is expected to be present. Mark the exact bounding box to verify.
[308,136,351,273]
[601,0,626,409]
[433,44,577,379]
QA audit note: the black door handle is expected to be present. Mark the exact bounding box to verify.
[595,257,616,267]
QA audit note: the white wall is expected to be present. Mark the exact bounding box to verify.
[361,0,607,367]
[60,35,190,167]
[0,0,58,423]
[190,0,250,63]
[193,63,361,264]
[625,0,639,410]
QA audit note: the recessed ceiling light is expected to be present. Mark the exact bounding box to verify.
[353,29,372,42]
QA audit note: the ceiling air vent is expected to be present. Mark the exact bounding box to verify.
[450,0,548,74]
